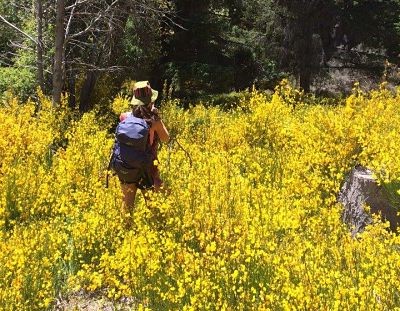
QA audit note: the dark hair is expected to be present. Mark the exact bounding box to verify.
[132,105,160,123]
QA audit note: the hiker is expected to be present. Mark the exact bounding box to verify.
[111,81,169,220]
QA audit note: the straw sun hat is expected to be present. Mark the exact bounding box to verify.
[130,81,159,107]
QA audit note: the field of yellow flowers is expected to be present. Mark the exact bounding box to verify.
[0,81,400,310]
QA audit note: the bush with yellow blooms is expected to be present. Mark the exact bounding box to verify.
[0,80,399,310]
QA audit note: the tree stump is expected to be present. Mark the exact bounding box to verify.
[338,165,400,236]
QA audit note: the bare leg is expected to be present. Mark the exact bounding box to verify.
[121,183,138,227]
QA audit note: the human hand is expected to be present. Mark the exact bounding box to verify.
[151,106,159,114]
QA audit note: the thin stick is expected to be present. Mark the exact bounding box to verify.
[173,138,193,167]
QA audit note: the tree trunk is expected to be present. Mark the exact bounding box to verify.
[299,67,311,92]
[297,25,313,93]
[36,0,44,91]
[52,0,65,106]
[67,70,76,109]
[79,71,97,112]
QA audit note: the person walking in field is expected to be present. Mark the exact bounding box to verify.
[111,81,169,223]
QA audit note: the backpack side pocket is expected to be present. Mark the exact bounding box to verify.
[112,157,142,184]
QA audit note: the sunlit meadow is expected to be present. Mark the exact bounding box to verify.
[0,81,400,310]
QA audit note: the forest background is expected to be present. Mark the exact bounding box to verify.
[1,0,400,108]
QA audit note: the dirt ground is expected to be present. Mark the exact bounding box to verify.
[52,290,138,311]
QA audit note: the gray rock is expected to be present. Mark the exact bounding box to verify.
[338,165,400,236]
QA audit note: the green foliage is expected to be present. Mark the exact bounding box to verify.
[0,0,32,63]
[196,90,260,110]
[117,15,162,76]
[0,28,37,101]
[161,0,286,98]
[163,62,234,98]
[337,0,400,57]
[0,0,51,99]
[0,67,35,101]
[216,0,285,90]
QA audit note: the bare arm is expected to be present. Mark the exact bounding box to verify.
[152,119,170,143]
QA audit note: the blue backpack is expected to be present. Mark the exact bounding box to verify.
[108,114,153,187]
